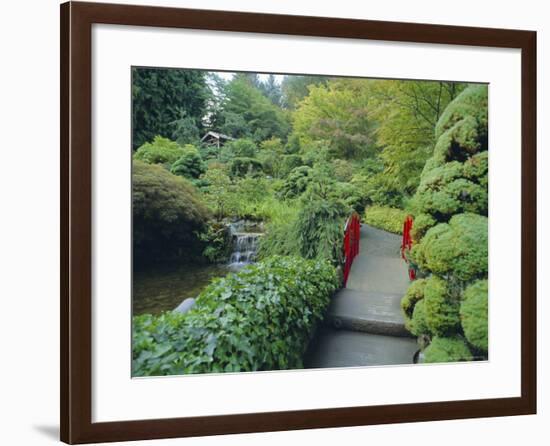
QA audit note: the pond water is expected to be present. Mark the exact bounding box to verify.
[133,262,230,316]
[133,220,264,316]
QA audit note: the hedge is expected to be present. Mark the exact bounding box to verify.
[364,206,408,234]
[423,336,473,363]
[460,279,489,352]
[132,256,338,376]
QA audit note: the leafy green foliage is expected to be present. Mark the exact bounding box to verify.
[294,192,348,264]
[132,160,211,264]
[281,75,330,109]
[132,67,209,150]
[435,84,488,143]
[411,85,489,224]
[409,299,431,337]
[170,145,206,180]
[423,336,473,363]
[460,280,488,352]
[423,276,461,337]
[410,213,437,242]
[170,112,200,146]
[229,157,264,177]
[197,222,232,263]
[217,76,290,142]
[412,213,488,282]
[133,136,185,168]
[132,256,339,376]
[278,166,313,199]
[401,278,428,321]
[366,80,466,194]
[364,206,408,234]
[292,80,373,159]
[223,138,258,158]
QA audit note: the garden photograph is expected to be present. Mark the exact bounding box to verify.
[131,67,489,377]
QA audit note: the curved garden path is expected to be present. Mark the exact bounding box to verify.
[305,224,418,368]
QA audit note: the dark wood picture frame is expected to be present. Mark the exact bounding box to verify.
[60,1,537,443]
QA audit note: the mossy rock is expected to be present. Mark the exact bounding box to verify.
[401,278,428,320]
[435,85,488,142]
[413,213,488,282]
[423,276,461,337]
[408,299,431,337]
[423,336,473,363]
[460,279,489,352]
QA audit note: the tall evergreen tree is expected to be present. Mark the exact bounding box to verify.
[132,67,210,150]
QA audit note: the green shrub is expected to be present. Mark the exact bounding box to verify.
[132,256,339,376]
[279,154,305,178]
[364,206,408,234]
[414,161,488,219]
[435,85,488,142]
[410,213,437,242]
[423,276,461,337]
[133,160,211,264]
[224,138,257,158]
[463,151,489,188]
[423,336,473,363]
[197,222,232,263]
[294,194,348,264]
[331,159,355,182]
[170,145,206,180]
[229,157,264,177]
[134,136,185,167]
[412,213,488,282]
[460,279,488,352]
[278,166,313,199]
[408,299,431,337]
[401,278,428,321]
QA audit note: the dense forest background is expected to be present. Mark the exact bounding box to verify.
[132,68,470,264]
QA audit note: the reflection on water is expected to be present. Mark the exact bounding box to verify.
[133,262,230,316]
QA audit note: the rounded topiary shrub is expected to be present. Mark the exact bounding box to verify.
[423,276,461,337]
[410,213,437,242]
[460,279,489,352]
[408,299,431,337]
[413,213,488,282]
[401,278,427,321]
[423,336,473,363]
[435,85,488,143]
[462,151,488,188]
[133,160,211,264]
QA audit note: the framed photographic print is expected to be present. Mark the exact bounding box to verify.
[60,1,537,443]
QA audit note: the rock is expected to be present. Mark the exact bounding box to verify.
[173,298,196,314]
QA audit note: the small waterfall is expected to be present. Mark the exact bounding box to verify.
[228,221,262,270]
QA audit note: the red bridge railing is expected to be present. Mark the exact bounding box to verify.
[401,215,416,280]
[343,212,361,286]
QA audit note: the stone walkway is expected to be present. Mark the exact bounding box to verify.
[305,224,418,368]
